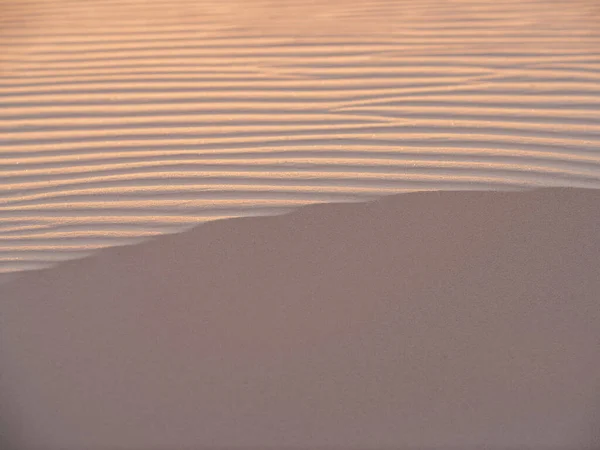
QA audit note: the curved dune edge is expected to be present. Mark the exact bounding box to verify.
[2,0,600,276]
[1,187,599,450]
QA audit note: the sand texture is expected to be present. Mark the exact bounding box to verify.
[1,0,600,274]
[1,187,599,450]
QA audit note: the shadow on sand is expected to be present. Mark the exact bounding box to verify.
[1,187,599,450]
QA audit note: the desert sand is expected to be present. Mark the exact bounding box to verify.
[1,0,600,276]
[2,1,600,449]
[1,187,599,450]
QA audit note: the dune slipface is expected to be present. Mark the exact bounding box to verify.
[1,0,600,275]
[0,187,599,450]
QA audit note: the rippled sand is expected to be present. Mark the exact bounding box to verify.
[1,0,600,274]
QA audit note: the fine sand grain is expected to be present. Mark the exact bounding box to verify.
[1,187,599,450]
[1,0,600,275]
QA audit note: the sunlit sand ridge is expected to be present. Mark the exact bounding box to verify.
[1,0,600,275]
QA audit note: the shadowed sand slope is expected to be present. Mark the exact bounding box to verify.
[1,0,600,275]
[1,187,600,450]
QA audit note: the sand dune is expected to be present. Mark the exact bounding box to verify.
[1,0,600,275]
[2,3,600,448]
[1,187,599,450]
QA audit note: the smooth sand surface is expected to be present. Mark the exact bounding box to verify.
[2,0,600,275]
[1,187,599,450]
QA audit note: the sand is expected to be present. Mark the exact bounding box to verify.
[1,0,600,276]
[1,187,599,450]
[2,1,600,449]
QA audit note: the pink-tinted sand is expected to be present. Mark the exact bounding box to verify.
[1,187,599,450]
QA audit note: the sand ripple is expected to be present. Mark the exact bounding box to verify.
[1,0,599,274]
